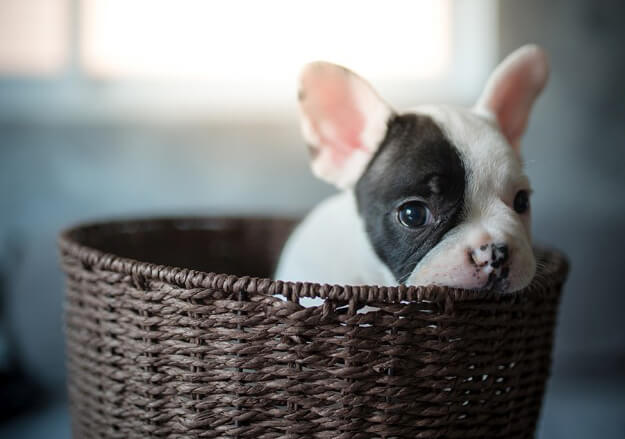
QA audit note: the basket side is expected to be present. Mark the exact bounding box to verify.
[59,218,568,439]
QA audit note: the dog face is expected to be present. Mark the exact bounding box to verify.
[296,46,549,292]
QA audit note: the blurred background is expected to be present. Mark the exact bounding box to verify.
[0,0,624,437]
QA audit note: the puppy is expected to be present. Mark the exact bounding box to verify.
[276,45,549,294]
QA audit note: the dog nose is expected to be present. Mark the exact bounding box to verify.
[469,243,509,268]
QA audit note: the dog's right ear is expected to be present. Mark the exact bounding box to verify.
[298,62,394,189]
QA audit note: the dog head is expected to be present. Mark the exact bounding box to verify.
[297,45,549,292]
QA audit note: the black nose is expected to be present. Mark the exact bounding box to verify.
[491,243,509,268]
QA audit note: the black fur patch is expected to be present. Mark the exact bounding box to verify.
[354,113,466,283]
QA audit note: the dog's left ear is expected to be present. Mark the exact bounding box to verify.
[298,62,394,189]
[474,45,549,151]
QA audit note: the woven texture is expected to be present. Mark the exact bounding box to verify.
[59,217,568,439]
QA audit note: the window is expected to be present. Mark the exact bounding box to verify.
[0,0,69,75]
[0,0,498,120]
[81,0,451,82]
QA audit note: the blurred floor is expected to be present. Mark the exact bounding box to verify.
[0,399,70,439]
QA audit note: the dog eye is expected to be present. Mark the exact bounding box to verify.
[397,201,433,228]
[514,190,530,214]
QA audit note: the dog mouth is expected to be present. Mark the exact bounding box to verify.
[483,265,511,292]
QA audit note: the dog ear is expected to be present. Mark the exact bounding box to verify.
[298,62,394,188]
[474,45,549,151]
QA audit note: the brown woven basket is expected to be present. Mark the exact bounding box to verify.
[59,217,568,439]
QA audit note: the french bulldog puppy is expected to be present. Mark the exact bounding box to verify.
[276,45,549,294]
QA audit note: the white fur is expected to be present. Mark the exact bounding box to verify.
[275,191,395,286]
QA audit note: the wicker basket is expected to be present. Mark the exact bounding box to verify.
[59,217,568,439]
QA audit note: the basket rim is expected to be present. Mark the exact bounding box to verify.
[58,216,569,304]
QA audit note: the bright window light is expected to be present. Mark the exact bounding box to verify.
[0,0,69,75]
[81,0,452,83]
[0,0,496,121]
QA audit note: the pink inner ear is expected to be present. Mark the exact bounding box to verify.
[479,46,549,150]
[302,71,366,167]
[487,68,536,148]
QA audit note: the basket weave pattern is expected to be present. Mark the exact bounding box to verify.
[59,218,567,439]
